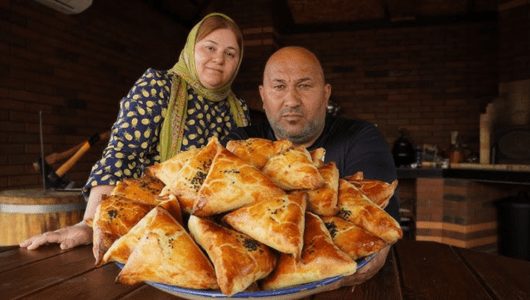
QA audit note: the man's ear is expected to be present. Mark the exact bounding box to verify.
[324,83,332,103]
[259,85,265,108]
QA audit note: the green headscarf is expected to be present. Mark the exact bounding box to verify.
[159,13,248,162]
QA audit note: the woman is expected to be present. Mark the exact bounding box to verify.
[20,13,249,250]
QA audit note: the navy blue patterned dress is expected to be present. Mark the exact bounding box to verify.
[82,68,249,199]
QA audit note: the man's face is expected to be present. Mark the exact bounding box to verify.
[259,49,331,147]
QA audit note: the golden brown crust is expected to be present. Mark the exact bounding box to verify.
[115,209,218,290]
[321,216,386,260]
[347,171,364,180]
[101,206,159,265]
[337,179,402,243]
[261,212,357,290]
[188,216,277,296]
[343,175,398,209]
[101,139,404,292]
[303,162,339,216]
[160,137,220,213]
[309,148,326,168]
[222,192,307,258]
[145,148,201,184]
[226,138,292,169]
[156,195,183,225]
[262,146,325,190]
[193,146,285,216]
[92,195,154,266]
[102,205,178,265]
[110,176,165,206]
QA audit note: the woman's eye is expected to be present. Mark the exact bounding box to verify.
[226,52,235,58]
[206,46,214,51]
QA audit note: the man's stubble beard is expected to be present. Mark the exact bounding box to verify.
[269,114,326,146]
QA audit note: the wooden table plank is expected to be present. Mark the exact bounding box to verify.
[352,246,402,300]
[21,263,142,300]
[3,240,529,300]
[455,247,530,300]
[395,239,492,300]
[0,246,19,253]
[119,284,186,300]
[0,245,96,300]
[0,245,75,273]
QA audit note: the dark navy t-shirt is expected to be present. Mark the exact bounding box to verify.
[221,114,400,222]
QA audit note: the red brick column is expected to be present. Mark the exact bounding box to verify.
[414,177,522,253]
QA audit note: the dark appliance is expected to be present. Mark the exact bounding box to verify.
[392,132,415,167]
[496,190,530,261]
[494,127,530,164]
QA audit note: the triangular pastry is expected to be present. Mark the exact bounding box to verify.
[303,161,339,216]
[92,195,154,266]
[343,175,398,209]
[222,192,307,258]
[262,145,325,190]
[321,216,386,260]
[193,145,285,216]
[102,205,177,265]
[160,136,220,213]
[261,212,357,290]
[347,171,364,180]
[110,175,165,205]
[155,195,183,225]
[115,209,218,290]
[145,148,201,184]
[309,148,326,168]
[337,179,402,243]
[188,215,277,296]
[226,138,292,169]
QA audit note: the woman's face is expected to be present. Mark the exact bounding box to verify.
[194,28,240,90]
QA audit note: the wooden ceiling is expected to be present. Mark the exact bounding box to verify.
[285,0,498,24]
[144,0,498,29]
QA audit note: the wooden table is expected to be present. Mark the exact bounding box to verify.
[1,239,529,299]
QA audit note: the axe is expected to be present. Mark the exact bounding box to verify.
[35,132,108,189]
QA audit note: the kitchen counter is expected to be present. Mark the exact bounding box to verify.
[396,163,529,251]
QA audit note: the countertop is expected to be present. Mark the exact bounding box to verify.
[396,163,530,185]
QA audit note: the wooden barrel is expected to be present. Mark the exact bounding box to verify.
[0,189,86,246]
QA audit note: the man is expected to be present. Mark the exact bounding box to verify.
[221,46,400,286]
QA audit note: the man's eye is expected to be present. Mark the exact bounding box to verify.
[299,84,311,89]
[273,85,285,90]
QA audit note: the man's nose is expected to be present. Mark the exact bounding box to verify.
[284,87,301,107]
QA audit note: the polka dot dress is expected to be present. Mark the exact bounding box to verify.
[82,68,249,198]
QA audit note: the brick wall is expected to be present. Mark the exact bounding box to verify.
[1,0,529,192]
[1,0,188,190]
[280,22,499,149]
[498,0,530,82]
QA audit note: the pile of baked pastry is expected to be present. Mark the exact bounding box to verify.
[90,136,402,296]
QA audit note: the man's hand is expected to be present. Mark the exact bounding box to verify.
[19,221,93,250]
[319,245,391,294]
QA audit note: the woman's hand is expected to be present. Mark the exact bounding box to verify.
[19,221,93,250]
[19,185,114,250]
